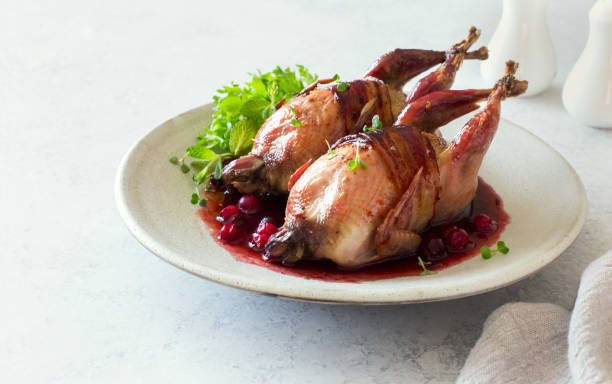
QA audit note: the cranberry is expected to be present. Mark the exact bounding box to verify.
[473,214,497,233]
[257,222,278,235]
[436,224,459,240]
[419,233,447,261]
[251,232,270,248]
[218,205,240,224]
[238,194,261,214]
[444,227,471,252]
[219,224,241,242]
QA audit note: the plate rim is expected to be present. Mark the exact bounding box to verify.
[114,104,588,304]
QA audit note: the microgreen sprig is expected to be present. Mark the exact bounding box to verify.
[347,144,367,171]
[289,106,302,127]
[169,153,192,173]
[190,184,208,206]
[481,241,510,260]
[363,114,382,132]
[325,139,337,159]
[418,256,437,275]
[333,74,349,92]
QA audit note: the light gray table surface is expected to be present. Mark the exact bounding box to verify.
[2,1,611,383]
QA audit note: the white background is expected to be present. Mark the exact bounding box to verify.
[2,1,611,383]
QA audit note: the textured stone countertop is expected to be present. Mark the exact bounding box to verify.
[2,1,611,382]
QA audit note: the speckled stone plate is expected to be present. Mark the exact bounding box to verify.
[115,104,587,304]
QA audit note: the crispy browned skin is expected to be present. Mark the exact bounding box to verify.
[363,28,487,91]
[252,79,395,193]
[265,62,527,268]
[222,27,488,195]
[265,127,439,268]
[404,27,488,104]
[434,63,528,223]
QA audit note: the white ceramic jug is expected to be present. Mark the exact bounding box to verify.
[562,0,612,129]
[481,0,556,97]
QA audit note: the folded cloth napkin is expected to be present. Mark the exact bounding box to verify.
[457,250,612,384]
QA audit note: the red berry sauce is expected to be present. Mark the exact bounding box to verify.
[198,177,509,283]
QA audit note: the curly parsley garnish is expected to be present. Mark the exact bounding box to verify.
[481,241,510,259]
[347,144,367,171]
[363,114,382,132]
[169,65,318,204]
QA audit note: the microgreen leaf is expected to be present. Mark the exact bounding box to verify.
[190,193,199,205]
[336,81,349,92]
[497,241,510,254]
[363,114,382,132]
[289,106,303,127]
[198,199,208,207]
[347,145,366,170]
[417,256,437,275]
[325,139,337,159]
[169,156,179,165]
[333,74,340,81]
[372,114,382,129]
[181,164,190,174]
[481,246,492,259]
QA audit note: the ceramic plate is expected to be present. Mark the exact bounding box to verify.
[115,104,587,304]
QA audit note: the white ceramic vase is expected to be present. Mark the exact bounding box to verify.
[481,0,556,97]
[562,0,612,129]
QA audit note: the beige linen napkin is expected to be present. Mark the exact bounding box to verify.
[457,250,612,384]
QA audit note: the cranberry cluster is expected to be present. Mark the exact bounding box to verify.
[216,186,282,250]
[419,213,497,261]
